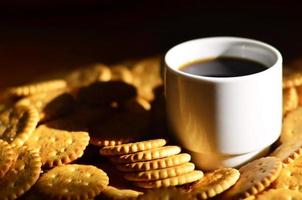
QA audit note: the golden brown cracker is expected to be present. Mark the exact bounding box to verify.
[271,139,302,164]
[109,146,181,164]
[281,106,302,143]
[6,79,67,97]
[100,139,166,156]
[272,156,302,191]
[223,157,282,199]
[25,124,89,168]
[35,164,109,200]
[17,89,75,122]
[0,104,39,148]
[135,170,204,189]
[124,162,195,181]
[283,87,298,115]
[0,139,15,178]
[0,146,41,200]
[116,153,191,172]
[188,168,240,200]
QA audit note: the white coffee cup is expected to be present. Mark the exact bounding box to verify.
[164,37,282,170]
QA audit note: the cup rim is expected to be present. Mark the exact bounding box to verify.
[165,36,282,82]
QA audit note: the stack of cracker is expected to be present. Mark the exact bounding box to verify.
[99,139,204,189]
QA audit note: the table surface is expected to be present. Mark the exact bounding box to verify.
[0,1,301,88]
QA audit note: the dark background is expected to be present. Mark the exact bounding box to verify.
[0,1,300,87]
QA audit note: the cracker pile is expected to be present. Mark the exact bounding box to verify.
[100,139,204,189]
[1,57,302,199]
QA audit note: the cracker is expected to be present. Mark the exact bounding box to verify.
[17,89,75,122]
[283,87,298,115]
[97,159,144,200]
[90,111,150,147]
[272,156,302,191]
[25,124,89,168]
[110,65,133,84]
[6,79,67,97]
[270,139,302,164]
[100,139,166,156]
[109,146,181,164]
[223,157,282,199]
[137,188,188,200]
[0,104,39,148]
[0,146,41,200]
[256,188,302,200]
[135,170,204,189]
[187,168,240,199]
[101,186,143,200]
[131,57,162,101]
[116,153,191,172]
[0,139,15,178]
[35,164,109,200]
[124,162,195,181]
[280,106,302,143]
[65,64,111,88]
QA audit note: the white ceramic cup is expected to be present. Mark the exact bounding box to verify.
[164,37,282,170]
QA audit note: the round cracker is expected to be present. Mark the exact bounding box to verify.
[188,168,240,199]
[283,87,298,115]
[135,170,204,189]
[116,153,191,172]
[0,139,15,178]
[0,104,39,148]
[35,164,109,200]
[0,146,41,200]
[223,157,282,199]
[272,156,302,191]
[25,124,89,168]
[100,139,166,156]
[6,79,67,97]
[256,188,302,200]
[124,162,195,181]
[109,146,181,164]
[17,89,75,122]
[270,139,302,164]
[101,185,143,200]
[281,107,302,143]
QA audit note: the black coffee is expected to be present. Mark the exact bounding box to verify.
[179,57,267,77]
